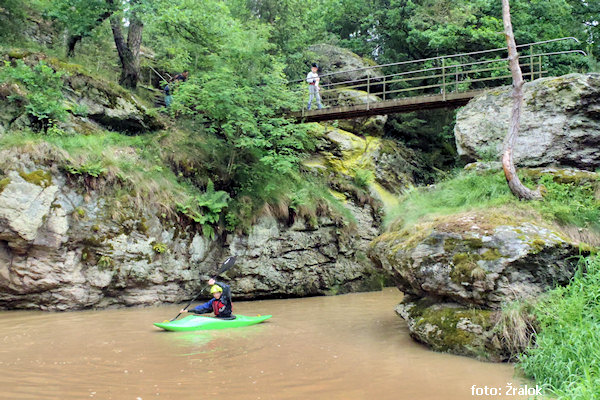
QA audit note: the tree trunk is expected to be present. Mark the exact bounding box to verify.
[66,8,115,58]
[109,3,143,89]
[66,34,82,57]
[501,0,542,200]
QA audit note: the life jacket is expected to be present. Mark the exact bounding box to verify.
[212,297,232,317]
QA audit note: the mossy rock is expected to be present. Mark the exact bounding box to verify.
[0,177,11,194]
[370,207,581,310]
[398,299,502,361]
[19,169,52,188]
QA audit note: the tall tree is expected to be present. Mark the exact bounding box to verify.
[501,0,541,200]
[109,0,143,89]
[46,0,117,57]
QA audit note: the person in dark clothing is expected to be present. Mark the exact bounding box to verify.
[164,71,189,107]
[172,70,189,82]
[180,278,233,318]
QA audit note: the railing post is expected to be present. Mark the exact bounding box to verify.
[383,75,386,101]
[529,45,534,81]
[455,65,459,92]
[367,73,370,111]
[538,55,542,79]
[442,58,446,100]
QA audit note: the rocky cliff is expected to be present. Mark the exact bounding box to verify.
[0,149,389,310]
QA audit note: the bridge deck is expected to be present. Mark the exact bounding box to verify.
[292,89,486,122]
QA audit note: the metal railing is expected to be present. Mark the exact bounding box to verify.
[289,37,587,115]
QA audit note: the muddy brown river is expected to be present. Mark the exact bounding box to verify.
[0,288,530,399]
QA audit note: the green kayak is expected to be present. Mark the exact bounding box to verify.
[154,314,272,332]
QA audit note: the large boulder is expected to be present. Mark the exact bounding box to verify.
[308,44,383,85]
[369,208,583,360]
[455,73,600,170]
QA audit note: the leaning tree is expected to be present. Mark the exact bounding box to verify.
[501,0,542,200]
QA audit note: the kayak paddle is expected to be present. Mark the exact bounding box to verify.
[169,256,237,321]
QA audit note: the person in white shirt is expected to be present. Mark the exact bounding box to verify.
[306,63,323,110]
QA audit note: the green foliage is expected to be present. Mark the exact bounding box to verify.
[69,103,88,117]
[64,161,107,178]
[518,256,600,399]
[151,241,168,254]
[352,168,374,189]
[45,0,117,41]
[97,255,114,268]
[177,180,230,238]
[535,175,600,230]
[0,0,30,44]
[318,0,586,65]
[147,0,316,227]
[228,0,331,77]
[386,109,459,177]
[0,60,68,129]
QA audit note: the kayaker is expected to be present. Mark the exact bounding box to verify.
[180,279,233,319]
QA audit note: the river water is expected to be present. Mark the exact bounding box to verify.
[0,288,529,400]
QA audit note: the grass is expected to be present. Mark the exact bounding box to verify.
[384,169,600,246]
[0,129,193,218]
[517,255,600,399]
[0,127,358,235]
[493,300,538,360]
[384,170,517,229]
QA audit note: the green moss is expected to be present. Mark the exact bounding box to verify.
[521,169,599,186]
[97,255,114,269]
[411,301,494,355]
[530,238,546,253]
[136,218,149,234]
[451,253,481,284]
[19,170,52,187]
[481,248,501,261]
[0,177,10,194]
[46,57,88,76]
[7,49,31,59]
[463,237,484,249]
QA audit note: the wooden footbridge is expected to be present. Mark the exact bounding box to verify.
[290,38,586,122]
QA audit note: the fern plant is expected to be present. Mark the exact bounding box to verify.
[177,180,230,239]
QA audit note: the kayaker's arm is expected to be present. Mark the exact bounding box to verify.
[188,299,214,314]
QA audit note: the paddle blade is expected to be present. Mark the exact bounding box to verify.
[218,256,236,274]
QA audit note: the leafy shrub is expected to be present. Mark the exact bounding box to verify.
[64,161,107,178]
[97,255,114,268]
[177,180,230,238]
[352,168,374,189]
[0,60,68,130]
[535,175,600,230]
